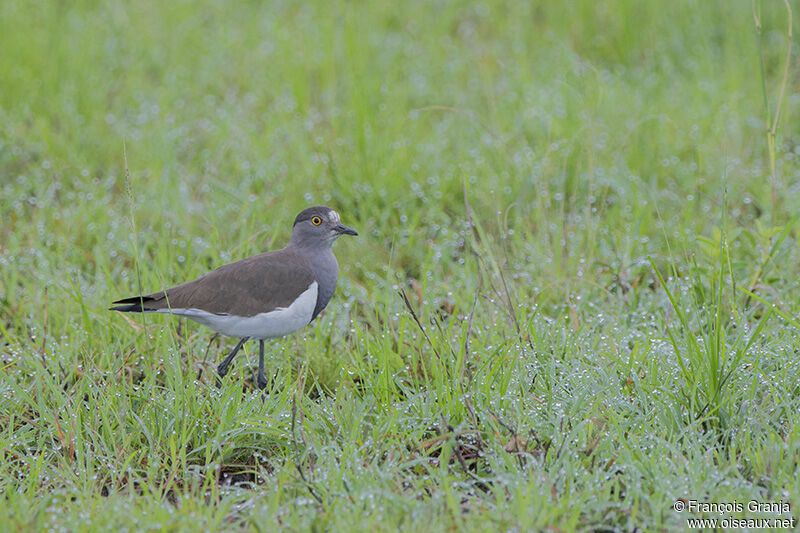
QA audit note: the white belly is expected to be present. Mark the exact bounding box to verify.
[154,282,318,339]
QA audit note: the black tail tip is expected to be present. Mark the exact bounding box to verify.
[109,304,143,312]
[110,295,153,313]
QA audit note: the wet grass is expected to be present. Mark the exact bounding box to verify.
[2,0,800,530]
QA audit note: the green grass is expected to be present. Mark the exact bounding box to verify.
[2,0,800,530]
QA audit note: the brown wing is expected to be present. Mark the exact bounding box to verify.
[112,249,317,317]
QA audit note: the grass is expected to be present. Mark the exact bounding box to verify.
[1,0,800,530]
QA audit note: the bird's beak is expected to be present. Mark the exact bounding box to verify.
[334,224,358,236]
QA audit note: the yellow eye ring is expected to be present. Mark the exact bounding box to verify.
[311,216,322,226]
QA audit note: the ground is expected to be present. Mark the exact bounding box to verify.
[1,0,800,531]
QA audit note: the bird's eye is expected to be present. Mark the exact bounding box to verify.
[311,216,322,226]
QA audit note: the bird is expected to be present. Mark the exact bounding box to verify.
[110,206,358,389]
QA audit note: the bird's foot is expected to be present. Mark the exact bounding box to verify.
[215,364,228,389]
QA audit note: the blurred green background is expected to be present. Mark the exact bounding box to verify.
[1,0,799,530]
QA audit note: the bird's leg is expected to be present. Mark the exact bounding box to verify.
[257,340,268,390]
[217,337,249,381]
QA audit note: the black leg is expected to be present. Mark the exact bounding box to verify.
[217,337,249,381]
[257,340,268,390]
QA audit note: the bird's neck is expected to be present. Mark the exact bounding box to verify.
[306,247,339,320]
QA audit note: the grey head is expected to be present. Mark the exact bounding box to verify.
[289,206,358,250]
[288,206,358,319]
